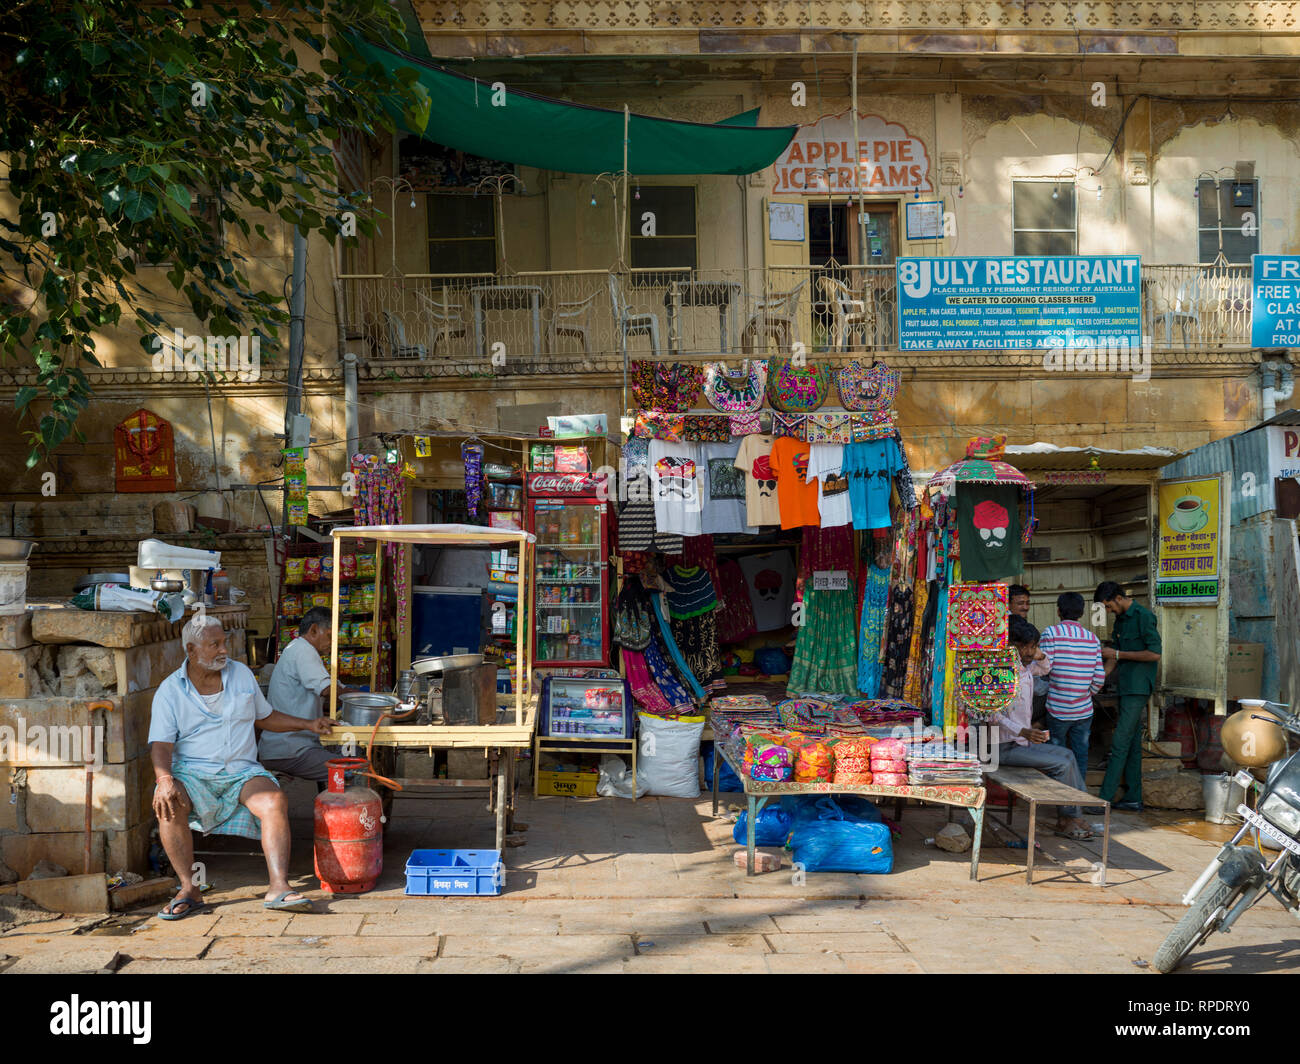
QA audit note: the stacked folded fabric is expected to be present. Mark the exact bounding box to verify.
[849,698,926,728]
[869,738,909,787]
[906,744,983,786]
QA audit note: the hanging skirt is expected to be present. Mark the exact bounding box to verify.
[788,585,859,697]
[650,594,705,700]
[856,566,891,697]
[902,580,932,707]
[670,610,726,693]
[713,558,757,645]
[881,584,915,699]
[624,647,682,716]
[641,636,696,714]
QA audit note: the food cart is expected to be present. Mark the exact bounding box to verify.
[325,523,537,853]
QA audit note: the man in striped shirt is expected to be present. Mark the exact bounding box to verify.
[1040,592,1107,787]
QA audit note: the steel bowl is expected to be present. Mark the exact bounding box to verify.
[338,692,414,727]
[0,539,35,562]
[411,653,484,676]
[150,576,186,593]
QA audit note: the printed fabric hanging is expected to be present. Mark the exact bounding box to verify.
[351,454,410,676]
[946,582,1009,651]
[954,483,1023,581]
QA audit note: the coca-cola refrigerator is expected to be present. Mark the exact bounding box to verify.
[525,472,611,667]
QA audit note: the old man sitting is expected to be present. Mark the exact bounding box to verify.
[149,614,335,919]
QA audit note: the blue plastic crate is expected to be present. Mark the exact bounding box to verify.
[405,849,504,896]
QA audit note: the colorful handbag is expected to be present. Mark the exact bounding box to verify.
[770,412,807,441]
[728,411,764,437]
[633,411,685,441]
[955,648,1019,720]
[837,359,900,412]
[766,359,831,413]
[849,411,896,442]
[632,361,702,413]
[947,583,1009,651]
[806,413,854,444]
[702,360,768,413]
[682,414,730,443]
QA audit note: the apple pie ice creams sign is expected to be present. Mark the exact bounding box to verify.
[772,112,932,196]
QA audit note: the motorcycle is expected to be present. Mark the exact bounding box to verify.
[1154,700,1300,973]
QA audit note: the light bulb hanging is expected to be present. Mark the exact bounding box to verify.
[1052,184,1059,201]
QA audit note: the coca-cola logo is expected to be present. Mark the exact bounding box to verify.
[528,473,604,494]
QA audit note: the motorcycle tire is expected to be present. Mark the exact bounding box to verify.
[1153,846,1266,974]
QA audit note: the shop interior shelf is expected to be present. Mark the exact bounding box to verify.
[1024,548,1148,566]
[536,577,600,583]
[537,543,600,549]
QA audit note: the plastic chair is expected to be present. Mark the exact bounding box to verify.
[818,275,875,351]
[548,290,599,356]
[1160,275,1203,349]
[608,273,661,358]
[415,290,468,356]
[381,310,428,359]
[741,278,807,354]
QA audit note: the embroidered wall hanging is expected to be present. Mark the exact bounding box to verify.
[955,648,1019,719]
[114,409,177,492]
[947,583,1009,651]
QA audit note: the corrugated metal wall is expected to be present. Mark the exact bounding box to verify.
[1160,427,1272,521]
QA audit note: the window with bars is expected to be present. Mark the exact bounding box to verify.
[427,193,496,277]
[629,186,697,270]
[1012,181,1077,255]
[1197,179,1259,264]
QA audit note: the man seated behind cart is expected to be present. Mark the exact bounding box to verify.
[259,606,357,785]
[149,614,334,919]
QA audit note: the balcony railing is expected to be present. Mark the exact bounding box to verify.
[335,262,1255,376]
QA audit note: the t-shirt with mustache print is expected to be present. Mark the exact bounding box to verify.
[733,433,780,527]
[649,438,703,537]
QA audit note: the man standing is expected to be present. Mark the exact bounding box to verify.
[1040,592,1106,786]
[1093,581,1162,812]
[259,606,348,784]
[1008,584,1031,620]
[150,614,334,919]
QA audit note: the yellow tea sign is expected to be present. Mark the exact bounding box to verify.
[1156,476,1220,603]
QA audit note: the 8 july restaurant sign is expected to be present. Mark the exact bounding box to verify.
[771,112,932,196]
[896,255,1142,351]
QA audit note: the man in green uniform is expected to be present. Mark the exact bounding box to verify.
[1092,581,1162,812]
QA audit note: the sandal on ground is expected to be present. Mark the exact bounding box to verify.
[1055,822,1094,841]
[263,890,314,913]
[158,895,210,921]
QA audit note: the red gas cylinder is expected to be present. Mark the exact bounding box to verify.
[1160,705,1199,769]
[314,757,383,894]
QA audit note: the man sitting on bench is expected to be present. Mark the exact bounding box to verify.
[987,617,1095,842]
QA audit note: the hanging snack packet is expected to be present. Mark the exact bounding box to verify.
[304,556,322,582]
[285,557,306,583]
[357,553,376,578]
[340,553,357,580]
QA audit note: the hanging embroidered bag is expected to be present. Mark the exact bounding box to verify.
[702,360,768,413]
[612,584,653,652]
[766,358,831,413]
[632,361,702,413]
[805,413,854,444]
[946,583,1009,651]
[955,648,1019,720]
[837,359,901,412]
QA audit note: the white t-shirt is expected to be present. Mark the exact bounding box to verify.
[699,442,756,535]
[733,434,779,527]
[808,444,852,528]
[649,439,703,537]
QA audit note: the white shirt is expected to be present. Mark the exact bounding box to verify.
[148,659,273,774]
[259,636,331,760]
[807,444,852,528]
[649,439,703,537]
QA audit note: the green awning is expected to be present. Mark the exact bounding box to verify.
[346,39,796,176]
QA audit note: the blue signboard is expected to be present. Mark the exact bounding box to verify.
[1252,255,1300,348]
[896,255,1142,351]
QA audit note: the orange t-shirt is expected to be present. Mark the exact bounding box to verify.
[769,436,820,529]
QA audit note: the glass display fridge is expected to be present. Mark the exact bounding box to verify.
[539,675,633,739]
[525,471,611,666]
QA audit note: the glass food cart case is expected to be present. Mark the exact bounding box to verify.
[325,523,536,854]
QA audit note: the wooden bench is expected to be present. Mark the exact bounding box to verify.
[985,766,1111,886]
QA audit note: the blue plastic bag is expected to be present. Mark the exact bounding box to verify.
[784,794,883,827]
[791,819,893,873]
[701,741,743,793]
[755,647,792,676]
[733,805,793,847]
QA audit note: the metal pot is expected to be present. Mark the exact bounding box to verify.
[411,653,484,675]
[150,576,186,593]
[338,692,410,727]
[0,539,35,562]
[73,572,131,593]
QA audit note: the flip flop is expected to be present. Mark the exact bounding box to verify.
[1055,825,1094,841]
[158,895,210,921]
[263,890,314,913]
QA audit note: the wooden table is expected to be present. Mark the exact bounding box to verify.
[985,765,1111,885]
[713,742,987,879]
